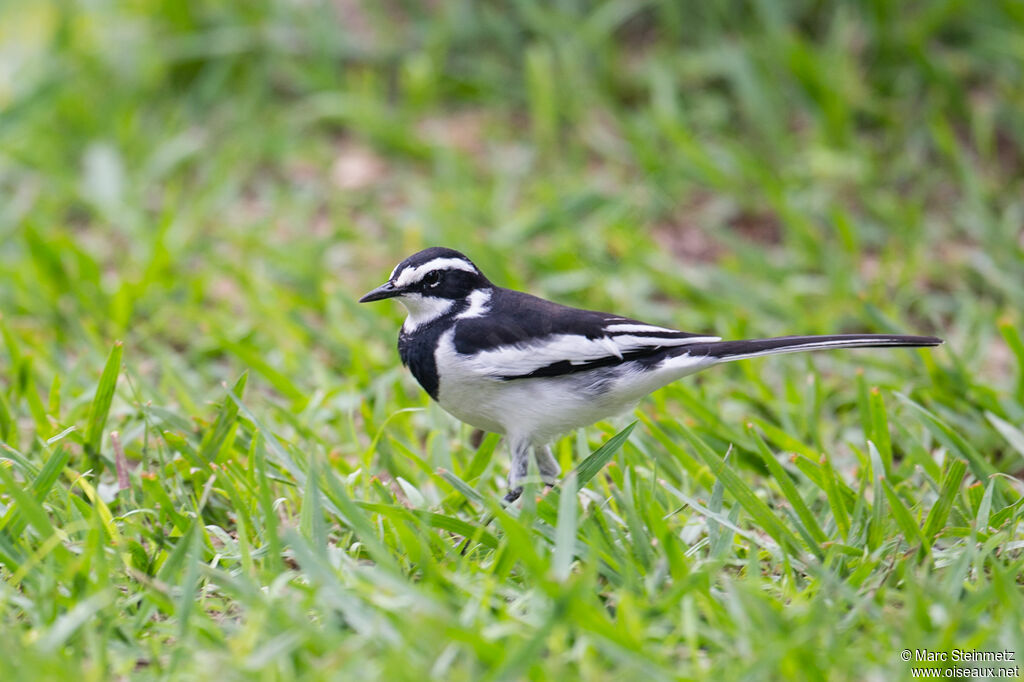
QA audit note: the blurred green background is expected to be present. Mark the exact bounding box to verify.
[1,1,1023,680]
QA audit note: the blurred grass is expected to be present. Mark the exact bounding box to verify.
[1,0,1023,679]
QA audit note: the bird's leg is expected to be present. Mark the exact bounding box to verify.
[462,444,556,554]
[505,439,531,503]
[534,445,560,486]
[460,440,527,553]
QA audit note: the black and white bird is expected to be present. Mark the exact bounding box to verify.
[360,247,941,502]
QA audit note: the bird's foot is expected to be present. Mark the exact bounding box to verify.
[503,480,558,504]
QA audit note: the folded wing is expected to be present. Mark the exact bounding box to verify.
[452,289,718,380]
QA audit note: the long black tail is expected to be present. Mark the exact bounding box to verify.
[689,334,942,363]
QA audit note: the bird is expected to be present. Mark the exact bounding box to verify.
[360,247,942,502]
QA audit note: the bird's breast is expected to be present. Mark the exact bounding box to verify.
[398,326,446,400]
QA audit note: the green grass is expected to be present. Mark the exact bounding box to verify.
[2,1,1024,679]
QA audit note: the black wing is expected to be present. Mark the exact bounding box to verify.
[452,288,719,379]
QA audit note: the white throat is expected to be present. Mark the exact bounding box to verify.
[400,294,454,333]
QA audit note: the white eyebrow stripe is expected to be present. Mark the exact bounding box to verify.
[394,258,477,287]
[457,289,491,319]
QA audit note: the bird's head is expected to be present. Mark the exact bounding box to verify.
[359,247,492,328]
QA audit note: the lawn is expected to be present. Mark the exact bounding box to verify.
[1,1,1023,680]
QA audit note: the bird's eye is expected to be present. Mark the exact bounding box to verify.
[423,271,442,287]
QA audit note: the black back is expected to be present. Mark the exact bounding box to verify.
[452,287,710,379]
[453,287,705,354]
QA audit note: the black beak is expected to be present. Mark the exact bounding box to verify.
[359,281,402,303]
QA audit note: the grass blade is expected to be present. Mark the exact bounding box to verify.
[84,341,123,470]
[574,422,636,487]
[896,393,993,480]
[976,479,995,532]
[252,432,284,575]
[985,411,1024,463]
[300,449,327,555]
[876,475,925,544]
[819,451,850,542]
[866,443,886,551]
[0,445,69,536]
[37,591,113,653]
[358,502,499,549]
[320,466,399,572]
[552,472,578,581]
[922,458,967,546]
[438,468,487,506]
[679,423,804,555]
[0,460,57,541]
[868,388,892,477]
[463,432,500,481]
[198,371,247,463]
[998,316,1024,401]
[748,423,826,547]
[0,391,11,443]
[538,422,636,519]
